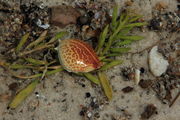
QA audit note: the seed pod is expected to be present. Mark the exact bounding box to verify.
[58,39,102,73]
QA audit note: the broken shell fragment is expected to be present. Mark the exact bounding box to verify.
[135,69,140,85]
[58,39,102,73]
[149,46,169,76]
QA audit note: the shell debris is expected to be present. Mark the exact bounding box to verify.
[149,46,169,76]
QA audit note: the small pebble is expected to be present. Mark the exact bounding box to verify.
[149,19,161,30]
[141,104,157,119]
[82,84,85,87]
[8,82,18,91]
[122,86,134,93]
[77,16,90,26]
[140,67,145,73]
[87,112,92,118]
[79,107,87,116]
[135,69,140,85]
[93,97,97,102]
[79,110,85,116]
[177,5,180,10]
[85,92,91,98]
[87,11,94,17]
[51,5,81,27]
[139,79,152,89]
[94,112,100,118]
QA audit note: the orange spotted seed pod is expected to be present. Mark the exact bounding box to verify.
[58,39,102,73]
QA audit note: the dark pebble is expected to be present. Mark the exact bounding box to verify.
[87,11,94,18]
[82,84,86,87]
[139,79,152,89]
[122,86,134,93]
[140,67,145,73]
[94,112,100,118]
[141,104,157,119]
[8,82,18,91]
[79,110,85,116]
[85,92,91,98]
[178,5,180,10]
[61,99,66,102]
[149,19,161,30]
[77,16,90,26]
[79,107,87,116]
[90,101,99,109]
[164,91,172,102]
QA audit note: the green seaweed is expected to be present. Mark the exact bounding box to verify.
[98,72,112,100]
[24,58,47,65]
[9,79,39,109]
[48,31,67,44]
[99,60,123,71]
[111,5,118,30]
[83,73,100,85]
[115,40,133,46]
[96,25,109,54]
[26,31,47,49]
[16,33,30,53]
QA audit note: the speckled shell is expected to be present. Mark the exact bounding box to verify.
[58,39,102,73]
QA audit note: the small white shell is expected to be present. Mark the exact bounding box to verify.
[149,46,169,76]
[135,69,140,85]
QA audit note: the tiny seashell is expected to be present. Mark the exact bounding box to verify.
[149,46,169,76]
[135,69,140,85]
[58,39,102,73]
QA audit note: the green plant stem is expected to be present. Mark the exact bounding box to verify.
[8,79,39,109]
[16,33,30,53]
[99,60,123,71]
[18,44,53,57]
[101,16,128,56]
[26,31,47,49]
[24,58,47,65]
[12,68,64,79]
[48,31,68,44]
[98,71,112,100]
[96,25,109,54]
[83,73,100,85]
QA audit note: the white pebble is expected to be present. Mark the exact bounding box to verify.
[135,69,140,84]
[149,46,169,76]
[87,112,92,118]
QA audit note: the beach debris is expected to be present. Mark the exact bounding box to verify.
[149,46,169,76]
[0,93,11,102]
[122,86,134,93]
[135,69,140,84]
[51,5,81,28]
[121,67,135,81]
[149,11,180,31]
[36,19,50,29]
[77,15,91,26]
[141,104,157,119]
[155,2,168,11]
[139,79,153,89]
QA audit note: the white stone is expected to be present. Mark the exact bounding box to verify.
[135,69,140,85]
[149,46,169,76]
